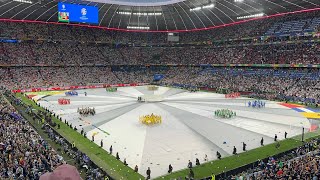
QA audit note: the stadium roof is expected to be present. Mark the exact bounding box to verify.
[0,0,319,32]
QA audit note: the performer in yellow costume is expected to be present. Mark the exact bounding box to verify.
[140,113,162,125]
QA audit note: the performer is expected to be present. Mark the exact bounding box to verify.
[242,142,247,151]
[285,131,288,139]
[146,167,151,180]
[204,154,208,162]
[233,146,237,155]
[216,151,221,160]
[134,165,138,173]
[168,164,173,173]
[196,158,200,166]
[188,160,193,168]
[109,145,113,154]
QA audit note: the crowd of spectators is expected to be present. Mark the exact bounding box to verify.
[0,66,319,104]
[161,67,320,103]
[0,67,119,89]
[0,10,319,66]
[40,113,107,180]
[0,42,319,65]
[230,138,320,179]
[0,92,65,179]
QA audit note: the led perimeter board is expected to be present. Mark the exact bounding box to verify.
[58,2,98,24]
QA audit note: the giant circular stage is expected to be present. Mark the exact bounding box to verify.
[35,85,312,178]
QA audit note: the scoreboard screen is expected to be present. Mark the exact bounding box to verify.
[58,2,98,24]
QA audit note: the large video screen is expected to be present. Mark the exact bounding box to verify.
[58,2,98,24]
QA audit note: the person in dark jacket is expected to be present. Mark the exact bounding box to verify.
[168,164,173,173]
[196,158,200,166]
[188,160,192,168]
[243,142,247,151]
[146,167,151,179]
[285,131,288,139]
[109,145,113,154]
[217,151,221,159]
[233,146,237,155]
[116,152,120,160]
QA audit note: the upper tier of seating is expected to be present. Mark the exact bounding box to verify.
[1,41,319,65]
[0,10,319,43]
[265,17,320,36]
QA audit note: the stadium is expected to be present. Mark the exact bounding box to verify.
[0,0,319,179]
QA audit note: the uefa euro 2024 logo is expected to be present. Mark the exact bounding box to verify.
[81,8,87,16]
[80,7,88,21]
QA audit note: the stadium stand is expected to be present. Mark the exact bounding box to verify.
[0,93,65,179]
[0,42,319,65]
[0,67,319,104]
[265,17,320,36]
[0,10,319,43]
[230,139,320,179]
